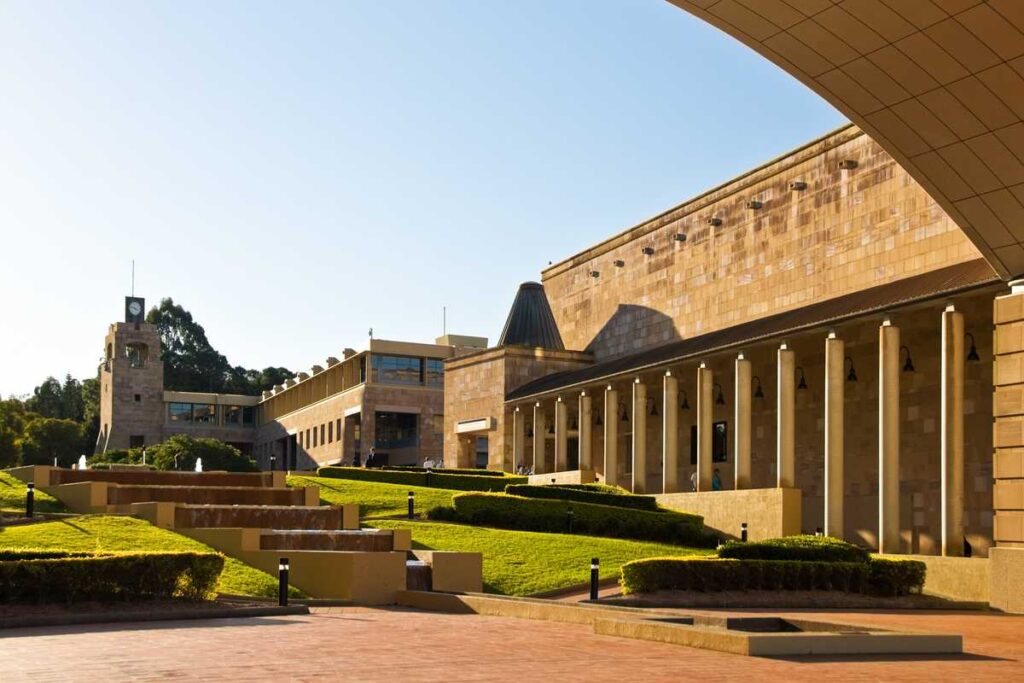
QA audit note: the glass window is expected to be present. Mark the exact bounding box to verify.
[320,424,325,446]
[169,402,192,423]
[371,355,423,385]
[690,422,728,464]
[192,404,217,423]
[224,405,241,425]
[425,359,444,387]
[313,427,318,448]
[374,412,418,449]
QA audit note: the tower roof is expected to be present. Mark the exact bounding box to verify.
[497,282,564,351]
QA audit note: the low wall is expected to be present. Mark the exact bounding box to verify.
[905,554,990,603]
[990,547,1024,613]
[655,488,802,541]
[528,470,596,486]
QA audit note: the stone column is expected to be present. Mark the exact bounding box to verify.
[734,353,752,489]
[879,319,901,554]
[696,363,713,491]
[941,305,965,556]
[662,371,679,493]
[533,401,546,475]
[554,397,568,472]
[603,385,619,487]
[777,343,796,488]
[579,391,593,471]
[632,378,648,494]
[512,406,526,474]
[824,332,845,538]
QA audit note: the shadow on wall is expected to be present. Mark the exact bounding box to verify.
[586,305,681,359]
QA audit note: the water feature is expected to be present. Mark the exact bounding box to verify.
[195,457,203,472]
[78,454,87,470]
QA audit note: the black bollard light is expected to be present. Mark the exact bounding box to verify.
[566,506,574,534]
[278,557,289,606]
[26,483,35,518]
[590,557,600,601]
[270,455,276,472]
[815,527,823,537]
[740,522,748,543]
[408,491,415,519]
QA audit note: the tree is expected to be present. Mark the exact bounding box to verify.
[24,377,63,418]
[19,417,83,467]
[0,398,30,467]
[80,376,101,454]
[149,435,257,472]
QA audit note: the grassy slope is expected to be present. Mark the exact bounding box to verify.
[0,471,66,513]
[371,519,712,596]
[0,515,296,598]
[289,474,456,518]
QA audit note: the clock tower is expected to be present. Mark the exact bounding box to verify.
[95,297,166,453]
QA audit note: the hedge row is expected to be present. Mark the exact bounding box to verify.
[503,484,660,511]
[620,556,926,597]
[430,492,713,547]
[381,465,506,477]
[718,535,870,564]
[0,551,225,603]
[316,466,526,491]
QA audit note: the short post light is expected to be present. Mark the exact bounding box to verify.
[815,527,823,537]
[566,506,574,534]
[590,558,600,601]
[740,522,748,543]
[407,491,415,520]
[26,483,35,518]
[278,557,290,606]
[270,455,277,471]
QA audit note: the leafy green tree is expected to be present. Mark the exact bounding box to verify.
[24,377,63,418]
[0,398,30,467]
[149,434,257,472]
[80,376,101,454]
[19,417,84,467]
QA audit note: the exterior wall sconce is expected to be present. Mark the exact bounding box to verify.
[845,356,857,382]
[614,259,625,268]
[707,217,722,227]
[745,199,763,210]
[570,416,578,431]
[752,376,764,399]
[595,409,603,427]
[526,425,533,438]
[620,402,630,423]
[589,270,600,278]
[647,397,658,417]
[547,422,554,435]
[674,233,687,242]
[789,180,807,191]
[838,159,858,170]
[679,390,690,410]
[796,367,808,390]
[641,246,655,255]
[966,332,980,362]
[900,345,915,373]
[713,383,725,405]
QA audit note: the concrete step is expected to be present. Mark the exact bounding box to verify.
[259,529,409,552]
[106,484,309,507]
[173,504,349,531]
[50,468,282,489]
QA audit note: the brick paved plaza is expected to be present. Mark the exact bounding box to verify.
[1,606,1022,682]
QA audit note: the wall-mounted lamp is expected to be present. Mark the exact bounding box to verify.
[707,217,722,227]
[673,233,687,243]
[620,402,629,423]
[796,366,808,390]
[845,356,857,382]
[838,159,858,170]
[965,332,980,362]
[526,425,533,438]
[745,199,763,210]
[647,397,658,417]
[595,409,603,427]
[547,422,554,435]
[641,246,654,256]
[614,259,625,268]
[713,383,725,405]
[900,345,915,373]
[569,416,578,431]
[789,180,807,191]
[752,376,764,399]
[679,389,690,411]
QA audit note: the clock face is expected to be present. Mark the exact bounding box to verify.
[128,301,142,316]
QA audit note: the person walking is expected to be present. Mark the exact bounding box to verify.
[711,468,723,491]
[690,470,698,491]
[365,447,377,468]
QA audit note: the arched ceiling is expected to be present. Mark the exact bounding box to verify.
[669,0,1024,279]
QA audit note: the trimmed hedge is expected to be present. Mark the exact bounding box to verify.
[317,466,526,491]
[431,492,713,547]
[0,550,225,603]
[503,484,660,512]
[718,535,870,564]
[381,466,506,477]
[620,556,925,597]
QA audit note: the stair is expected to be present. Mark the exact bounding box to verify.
[7,464,482,604]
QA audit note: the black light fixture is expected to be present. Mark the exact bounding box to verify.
[796,367,808,390]
[679,390,690,411]
[647,397,658,417]
[752,376,764,399]
[900,345,915,373]
[595,409,603,427]
[713,383,725,405]
[620,402,629,423]
[966,332,980,362]
[845,356,857,382]
[526,425,533,438]
[570,416,578,431]
[547,422,554,435]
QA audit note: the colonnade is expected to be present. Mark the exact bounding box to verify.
[511,307,969,556]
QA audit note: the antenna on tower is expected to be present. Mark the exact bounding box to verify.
[131,259,135,297]
[443,306,447,336]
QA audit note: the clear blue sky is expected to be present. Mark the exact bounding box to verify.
[0,0,846,397]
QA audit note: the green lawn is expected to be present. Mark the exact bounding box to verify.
[0,471,66,513]
[0,514,299,598]
[370,518,713,596]
[289,474,457,518]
